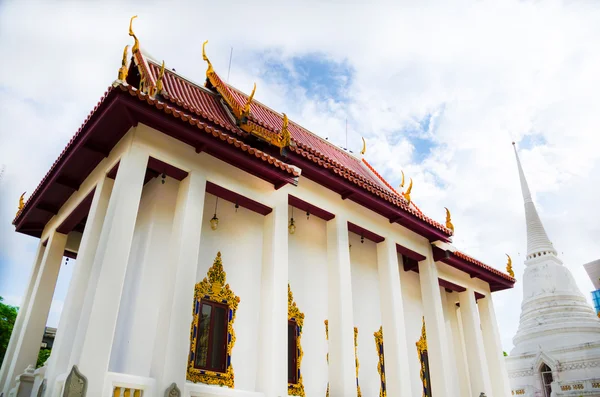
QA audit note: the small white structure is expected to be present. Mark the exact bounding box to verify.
[0,18,515,397]
[506,144,600,397]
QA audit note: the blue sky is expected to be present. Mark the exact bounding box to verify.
[2,0,600,352]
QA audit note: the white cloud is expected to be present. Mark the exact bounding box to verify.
[1,0,600,352]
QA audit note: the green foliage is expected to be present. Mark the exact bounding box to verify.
[0,296,19,368]
[37,348,51,368]
[503,351,508,356]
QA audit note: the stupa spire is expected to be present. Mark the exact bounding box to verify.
[512,143,557,261]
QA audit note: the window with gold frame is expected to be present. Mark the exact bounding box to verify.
[187,252,240,388]
[374,326,386,397]
[416,317,432,397]
[288,284,305,397]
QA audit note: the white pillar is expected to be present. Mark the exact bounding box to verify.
[418,254,455,397]
[75,144,148,394]
[0,242,45,391]
[68,179,115,369]
[479,294,511,397]
[45,176,114,393]
[376,240,413,397]
[2,231,67,395]
[256,192,289,397]
[446,292,472,397]
[156,171,206,392]
[458,288,493,396]
[326,215,356,397]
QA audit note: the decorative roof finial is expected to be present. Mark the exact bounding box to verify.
[155,60,165,94]
[202,40,214,76]
[444,207,454,233]
[360,137,366,156]
[242,83,256,118]
[279,113,292,153]
[17,192,26,216]
[118,45,130,81]
[400,170,405,188]
[506,254,515,278]
[403,177,413,205]
[129,16,139,54]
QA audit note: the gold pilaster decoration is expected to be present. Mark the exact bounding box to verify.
[129,16,139,54]
[506,254,515,278]
[416,317,432,397]
[361,137,366,156]
[374,326,386,397]
[17,192,25,215]
[187,252,240,388]
[355,327,362,397]
[288,285,305,397]
[118,45,130,81]
[202,41,292,152]
[403,177,413,205]
[444,207,454,233]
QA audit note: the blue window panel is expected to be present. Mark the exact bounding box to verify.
[195,300,199,314]
[190,352,194,361]
[193,325,197,338]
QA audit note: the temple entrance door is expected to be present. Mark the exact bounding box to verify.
[539,363,553,397]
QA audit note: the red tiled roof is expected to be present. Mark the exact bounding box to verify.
[454,251,515,282]
[145,57,452,236]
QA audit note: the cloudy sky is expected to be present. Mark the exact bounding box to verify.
[1,0,600,352]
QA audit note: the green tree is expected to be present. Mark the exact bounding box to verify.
[37,349,51,368]
[0,296,19,368]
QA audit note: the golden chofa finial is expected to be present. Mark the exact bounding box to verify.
[242,83,257,118]
[16,192,26,216]
[400,170,405,188]
[360,137,366,156]
[280,113,291,149]
[202,40,214,76]
[444,207,454,233]
[129,16,139,54]
[506,254,515,278]
[118,45,130,81]
[402,177,413,205]
[155,60,165,93]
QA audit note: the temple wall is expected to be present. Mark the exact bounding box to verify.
[197,192,265,392]
[349,233,381,397]
[400,267,426,395]
[288,210,329,397]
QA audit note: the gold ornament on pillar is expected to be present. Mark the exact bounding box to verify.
[416,317,432,397]
[444,207,454,233]
[288,285,305,397]
[374,326,386,397]
[506,254,515,278]
[355,326,362,397]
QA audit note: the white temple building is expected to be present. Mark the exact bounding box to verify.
[506,144,600,397]
[1,18,517,397]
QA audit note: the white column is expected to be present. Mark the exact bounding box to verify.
[458,288,493,396]
[68,179,115,369]
[0,242,45,391]
[75,144,148,394]
[256,191,288,397]
[446,292,472,397]
[45,176,114,393]
[479,294,511,397]
[155,171,206,392]
[2,231,67,395]
[376,240,413,397]
[326,215,356,397]
[418,254,455,397]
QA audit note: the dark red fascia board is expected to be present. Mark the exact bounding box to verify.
[396,244,426,262]
[120,95,299,189]
[439,278,466,293]
[288,195,335,221]
[431,245,514,292]
[206,181,272,216]
[56,188,95,234]
[347,222,385,243]
[15,90,299,236]
[286,152,451,243]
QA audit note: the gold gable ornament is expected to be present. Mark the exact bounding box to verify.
[361,137,366,156]
[374,326,386,397]
[187,252,240,388]
[506,254,515,278]
[444,207,454,233]
[403,177,413,205]
[117,45,130,82]
[288,285,305,397]
[16,192,26,217]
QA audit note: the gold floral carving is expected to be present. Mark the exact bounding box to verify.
[288,285,305,397]
[187,252,240,388]
[416,317,431,397]
[374,326,386,397]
